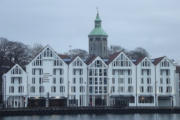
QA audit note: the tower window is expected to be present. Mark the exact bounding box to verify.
[95,38,101,41]
[90,38,93,42]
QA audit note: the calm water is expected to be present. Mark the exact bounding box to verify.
[1,114,180,120]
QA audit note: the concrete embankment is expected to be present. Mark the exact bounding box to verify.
[0,107,180,116]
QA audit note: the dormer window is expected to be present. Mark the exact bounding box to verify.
[161,59,169,67]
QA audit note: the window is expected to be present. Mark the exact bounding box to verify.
[89,69,93,76]
[95,78,98,85]
[128,70,131,75]
[147,69,151,76]
[32,69,36,75]
[53,69,56,75]
[99,86,102,93]
[166,78,170,84]
[140,86,144,93]
[166,86,172,93]
[161,60,169,67]
[60,69,63,75]
[166,70,170,76]
[40,69,43,75]
[118,78,124,84]
[99,69,102,76]
[39,77,42,84]
[43,48,53,57]
[73,78,76,84]
[112,78,115,84]
[159,87,163,93]
[95,86,98,93]
[89,78,93,85]
[54,59,63,66]
[51,86,56,93]
[141,70,144,75]
[141,78,144,84]
[73,59,83,66]
[128,86,133,93]
[39,86,44,93]
[95,60,101,67]
[111,86,115,93]
[104,86,107,93]
[147,78,151,84]
[139,96,154,103]
[104,69,107,76]
[142,59,151,67]
[147,86,153,93]
[112,70,116,75]
[119,87,124,92]
[73,69,76,75]
[60,77,64,84]
[99,78,102,85]
[9,86,14,93]
[71,86,76,93]
[30,86,35,93]
[18,78,22,84]
[60,86,65,92]
[32,78,35,84]
[53,78,56,84]
[79,69,83,75]
[11,78,14,84]
[104,78,107,85]
[160,78,163,84]
[11,66,22,74]
[80,86,84,93]
[89,86,93,93]
[18,86,24,93]
[128,78,132,84]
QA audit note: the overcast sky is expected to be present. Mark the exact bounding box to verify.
[0,0,180,62]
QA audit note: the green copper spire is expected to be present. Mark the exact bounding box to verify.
[89,11,108,36]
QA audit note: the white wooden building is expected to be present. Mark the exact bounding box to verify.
[2,45,178,108]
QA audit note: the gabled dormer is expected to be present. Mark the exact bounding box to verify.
[108,52,134,67]
[28,45,67,67]
[136,57,154,67]
[69,56,86,67]
[88,56,108,68]
[6,64,26,75]
[153,56,174,67]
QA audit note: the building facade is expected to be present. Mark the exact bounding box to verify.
[2,46,178,108]
[2,64,28,108]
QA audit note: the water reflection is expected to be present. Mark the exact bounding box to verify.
[1,114,180,120]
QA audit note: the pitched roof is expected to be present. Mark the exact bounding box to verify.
[58,54,70,59]
[58,54,71,64]
[85,55,97,65]
[107,52,121,64]
[152,56,165,65]
[134,56,146,65]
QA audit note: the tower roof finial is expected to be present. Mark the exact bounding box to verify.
[96,7,99,14]
[95,7,101,21]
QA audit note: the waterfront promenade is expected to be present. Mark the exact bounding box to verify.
[1,107,180,116]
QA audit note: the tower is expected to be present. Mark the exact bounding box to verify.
[88,11,108,58]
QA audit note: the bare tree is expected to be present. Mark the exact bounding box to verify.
[109,45,125,55]
[67,48,88,58]
[127,47,149,60]
[31,43,44,57]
